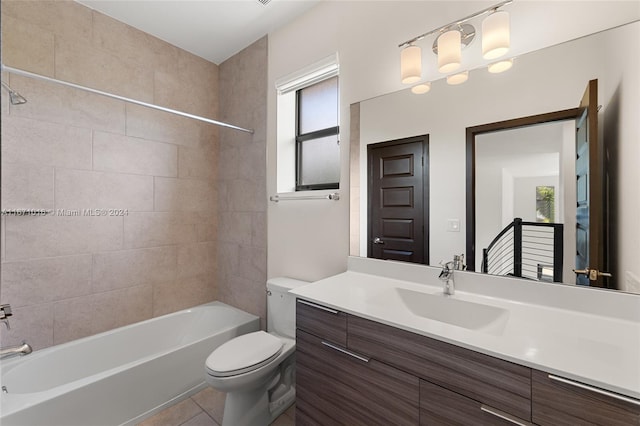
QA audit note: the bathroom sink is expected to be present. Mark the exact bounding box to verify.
[393,288,509,332]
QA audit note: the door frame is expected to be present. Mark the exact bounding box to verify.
[367,135,430,263]
[465,108,579,272]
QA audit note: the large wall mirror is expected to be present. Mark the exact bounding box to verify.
[352,20,639,294]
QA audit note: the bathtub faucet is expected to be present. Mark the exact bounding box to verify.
[0,304,13,330]
[0,342,33,359]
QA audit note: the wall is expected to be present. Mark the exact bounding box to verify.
[1,0,219,349]
[216,37,268,326]
[266,1,639,283]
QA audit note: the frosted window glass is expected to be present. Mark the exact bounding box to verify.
[299,77,338,134]
[299,135,340,186]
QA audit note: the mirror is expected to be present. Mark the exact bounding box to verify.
[353,21,640,293]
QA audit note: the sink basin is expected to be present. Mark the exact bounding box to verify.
[390,288,509,333]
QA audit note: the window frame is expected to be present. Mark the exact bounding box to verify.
[294,78,340,191]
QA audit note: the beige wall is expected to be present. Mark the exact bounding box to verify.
[1,0,220,349]
[216,38,268,327]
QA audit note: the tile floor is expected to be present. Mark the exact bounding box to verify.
[137,387,295,426]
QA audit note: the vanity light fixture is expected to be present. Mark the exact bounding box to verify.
[482,9,510,60]
[447,71,469,85]
[398,0,512,91]
[411,82,432,94]
[401,44,422,84]
[488,58,514,73]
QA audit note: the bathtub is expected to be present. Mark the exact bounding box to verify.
[0,301,260,426]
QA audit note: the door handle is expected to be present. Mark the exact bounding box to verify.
[373,237,385,244]
[573,268,612,281]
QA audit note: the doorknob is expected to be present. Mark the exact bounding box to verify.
[373,237,385,244]
[573,268,612,281]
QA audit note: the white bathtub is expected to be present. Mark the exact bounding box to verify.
[0,301,260,426]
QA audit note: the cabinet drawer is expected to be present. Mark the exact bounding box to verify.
[296,299,347,346]
[532,370,640,425]
[296,329,419,425]
[420,380,533,426]
[348,314,531,421]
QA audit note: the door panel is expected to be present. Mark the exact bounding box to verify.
[368,136,429,264]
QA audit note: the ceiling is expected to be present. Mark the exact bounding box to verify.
[77,0,320,65]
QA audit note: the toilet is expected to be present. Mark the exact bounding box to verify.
[205,277,309,426]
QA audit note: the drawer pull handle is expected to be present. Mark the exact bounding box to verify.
[548,374,640,407]
[321,341,370,363]
[480,405,532,426]
[297,299,339,314]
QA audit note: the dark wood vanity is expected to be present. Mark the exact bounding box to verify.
[295,299,640,425]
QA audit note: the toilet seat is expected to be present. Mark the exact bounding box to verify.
[206,331,284,377]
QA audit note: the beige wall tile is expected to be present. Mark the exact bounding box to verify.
[1,116,92,169]
[217,147,241,181]
[53,285,152,344]
[1,216,5,262]
[93,131,178,177]
[125,104,207,149]
[154,64,217,119]
[137,397,202,426]
[154,177,217,212]
[5,215,123,260]
[1,14,55,77]
[153,275,216,317]
[8,75,126,134]
[194,212,218,243]
[124,212,198,249]
[0,303,54,350]
[217,212,252,246]
[1,255,92,307]
[251,212,267,249]
[178,144,218,180]
[177,242,216,280]
[217,276,265,324]
[92,246,177,293]
[237,246,267,283]
[1,162,54,210]
[216,242,240,284]
[1,0,92,44]
[55,169,154,212]
[223,179,264,213]
[55,36,154,103]
[91,11,179,75]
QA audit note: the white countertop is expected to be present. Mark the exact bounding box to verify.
[290,257,640,400]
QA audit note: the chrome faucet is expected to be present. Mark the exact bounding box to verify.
[439,261,455,295]
[0,342,32,359]
[1,304,13,330]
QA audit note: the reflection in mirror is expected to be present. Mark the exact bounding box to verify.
[474,121,575,284]
[353,21,640,294]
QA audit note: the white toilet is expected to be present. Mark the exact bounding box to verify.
[205,277,308,426]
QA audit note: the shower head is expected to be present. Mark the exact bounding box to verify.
[1,80,27,105]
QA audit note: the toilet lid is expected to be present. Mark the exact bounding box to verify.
[206,331,283,377]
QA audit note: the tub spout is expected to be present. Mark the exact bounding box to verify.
[0,342,32,359]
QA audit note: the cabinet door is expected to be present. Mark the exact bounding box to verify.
[348,314,532,421]
[296,299,347,346]
[296,329,419,425]
[420,380,534,426]
[532,370,640,425]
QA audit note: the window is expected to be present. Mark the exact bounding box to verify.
[275,54,339,193]
[536,186,555,222]
[295,76,339,190]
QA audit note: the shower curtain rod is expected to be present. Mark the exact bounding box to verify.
[1,64,254,134]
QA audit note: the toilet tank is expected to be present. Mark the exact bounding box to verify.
[267,277,309,339]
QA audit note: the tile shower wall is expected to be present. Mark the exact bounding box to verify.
[216,38,268,325]
[0,0,219,349]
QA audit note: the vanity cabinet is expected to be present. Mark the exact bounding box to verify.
[295,298,640,425]
[296,329,419,425]
[531,370,640,425]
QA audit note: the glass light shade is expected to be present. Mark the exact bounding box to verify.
[401,45,422,84]
[482,10,510,60]
[411,82,431,94]
[447,71,469,85]
[488,58,513,73]
[438,30,462,73]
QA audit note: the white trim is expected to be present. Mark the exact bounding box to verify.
[275,53,339,94]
